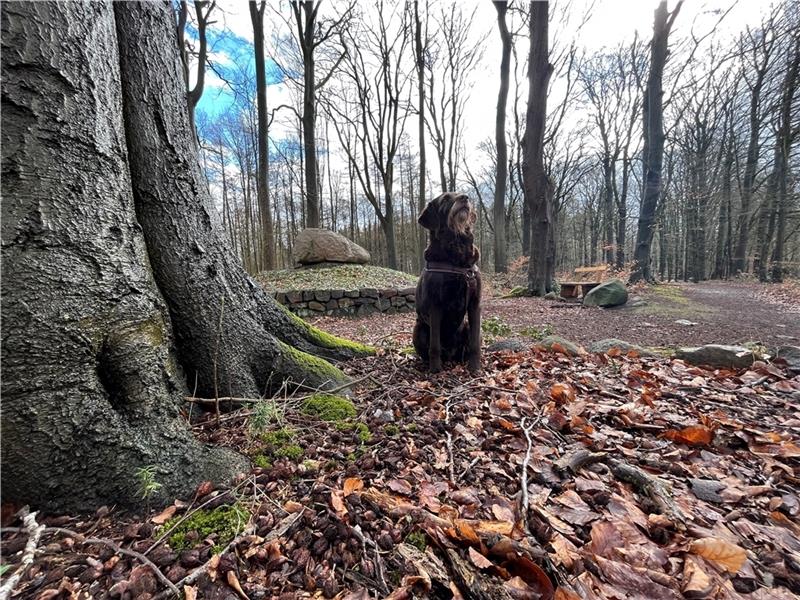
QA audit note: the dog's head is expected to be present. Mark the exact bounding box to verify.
[418,192,476,237]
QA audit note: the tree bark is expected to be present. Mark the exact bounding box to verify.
[492,1,511,273]
[1,1,245,511]
[630,0,682,284]
[250,0,275,270]
[523,1,553,296]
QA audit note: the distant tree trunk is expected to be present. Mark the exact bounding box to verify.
[414,0,427,269]
[602,161,615,265]
[523,1,554,296]
[294,1,320,228]
[1,1,369,512]
[770,34,800,282]
[492,1,511,273]
[713,135,734,279]
[615,157,630,269]
[732,33,773,274]
[630,0,682,284]
[250,0,274,270]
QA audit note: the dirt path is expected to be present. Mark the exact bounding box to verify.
[312,281,800,350]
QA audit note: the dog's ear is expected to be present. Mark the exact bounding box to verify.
[418,199,440,230]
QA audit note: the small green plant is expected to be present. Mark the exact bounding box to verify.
[249,399,285,433]
[384,424,400,436]
[481,316,511,338]
[519,324,554,340]
[261,426,296,447]
[302,394,357,422]
[356,422,372,443]
[274,444,304,459]
[252,454,272,469]
[257,427,305,462]
[163,504,249,553]
[336,420,373,444]
[135,465,162,503]
[0,564,11,577]
[406,531,427,551]
[406,423,418,433]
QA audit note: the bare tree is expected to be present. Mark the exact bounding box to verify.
[630,0,683,284]
[412,0,429,269]
[523,1,554,295]
[731,9,779,273]
[284,1,352,229]
[177,0,216,138]
[249,1,275,270]
[492,1,512,273]
[326,3,412,270]
[425,4,486,192]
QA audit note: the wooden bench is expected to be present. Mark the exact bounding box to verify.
[560,265,608,299]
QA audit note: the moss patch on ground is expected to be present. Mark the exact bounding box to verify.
[258,264,417,292]
[633,284,715,318]
[164,503,249,553]
[302,394,357,422]
[254,427,304,463]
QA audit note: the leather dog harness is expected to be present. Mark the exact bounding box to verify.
[424,261,480,306]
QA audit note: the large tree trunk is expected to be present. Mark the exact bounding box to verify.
[1,1,245,511]
[114,1,363,397]
[492,1,511,273]
[250,0,275,270]
[1,0,369,512]
[630,0,682,284]
[523,1,553,296]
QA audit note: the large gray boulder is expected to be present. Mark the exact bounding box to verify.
[294,228,370,266]
[583,279,628,307]
[776,346,800,374]
[675,345,755,369]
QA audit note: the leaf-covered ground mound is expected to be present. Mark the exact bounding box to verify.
[3,337,800,599]
[257,264,418,292]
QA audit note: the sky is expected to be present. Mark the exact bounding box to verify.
[191,0,767,169]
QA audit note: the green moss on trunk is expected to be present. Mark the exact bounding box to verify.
[279,303,375,356]
[276,339,349,388]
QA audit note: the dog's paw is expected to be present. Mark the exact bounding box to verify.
[429,359,443,373]
[468,357,481,374]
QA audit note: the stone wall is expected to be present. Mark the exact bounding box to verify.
[270,287,416,318]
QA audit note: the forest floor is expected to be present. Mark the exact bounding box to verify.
[2,281,800,600]
[312,281,800,350]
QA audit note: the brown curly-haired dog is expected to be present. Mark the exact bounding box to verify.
[413,192,481,373]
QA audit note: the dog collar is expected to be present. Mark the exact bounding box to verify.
[424,261,479,278]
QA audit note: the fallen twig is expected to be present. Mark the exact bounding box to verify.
[0,509,45,600]
[519,414,541,531]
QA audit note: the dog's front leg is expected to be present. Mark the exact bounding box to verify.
[428,306,443,373]
[467,300,481,373]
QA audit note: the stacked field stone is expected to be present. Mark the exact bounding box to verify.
[271,286,416,317]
